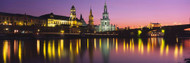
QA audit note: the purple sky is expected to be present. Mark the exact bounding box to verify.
[0,0,190,28]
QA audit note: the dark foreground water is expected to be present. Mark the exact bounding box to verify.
[0,37,190,63]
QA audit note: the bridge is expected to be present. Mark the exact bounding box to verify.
[115,24,190,38]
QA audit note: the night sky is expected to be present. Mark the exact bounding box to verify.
[1,0,190,28]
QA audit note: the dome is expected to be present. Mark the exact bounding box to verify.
[71,5,75,10]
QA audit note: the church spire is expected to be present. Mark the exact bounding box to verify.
[88,8,95,32]
[80,14,83,19]
[104,0,108,14]
[70,5,77,26]
[102,0,109,19]
[90,8,93,16]
[89,8,94,25]
[98,0,115,32]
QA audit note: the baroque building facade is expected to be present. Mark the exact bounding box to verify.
[96,2,115,32]
[40,5,86,27]
[0,5,86,28]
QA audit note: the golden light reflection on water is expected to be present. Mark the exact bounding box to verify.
[79,39,81,49]
[62,40,65,57]
[69,41,74,63]
[87,38,89,49]
[14,40,18,56]
[0,38,185,63]
[76,39,79,54]
[107,38,109,49]
[94,38,96,50]
[3,40,8,63]
[138,38,144,54]
[123,39,126,52]
[160,38,165,56]
[43,41,46,59]
[18,41,22,63]
[165,44,169,56]
[58,41,61,59]
[130,39,132,51]
[115,38,118,53]
[52,40,55,59]
[48,41,52,60]
[130,38,135,53]
[60,39,64,50]
[141,42,144,55]
[113,38,115,47]
[174,44,178,59]
[70,41,73,52]
[147,38,151,54]
[151,38,157,52]
[42,39,67,61]
[179,44,183,57]
[37,40,40,55]
[99,38,102,49]
[132,38,135,52]
[60,39,65,59]
[126,43,129,50]
[138,39,141,52]
[3,40,21,63]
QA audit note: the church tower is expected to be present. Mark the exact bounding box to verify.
[100,2,110,31]
[103,2,109,20]
[102,2,110,26]
[69,5,77,26]
[89,8,94,26]
[87,8,95,32]
[98,1,115,32]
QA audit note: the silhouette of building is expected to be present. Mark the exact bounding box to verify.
[96,2,115,32]
[80,14,87,26]
[0,12,45,26]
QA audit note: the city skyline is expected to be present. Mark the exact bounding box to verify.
[0,0,190,63]
[1,0,190,28]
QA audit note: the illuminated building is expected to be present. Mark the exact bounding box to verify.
[40,13,70,27]
[87,8,95,32]
[39,13,82,27]
[148,23,161,28]
[39,5,86,27]
[0,12,45,26]
[0,5,86,28]
[69,5,78,26]
[96,2,115,32]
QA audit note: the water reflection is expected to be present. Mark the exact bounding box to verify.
[0,37,187,63]
[18,41,22,63]
[3,40,9,63]
[43,40,46,59]
[37,40,40,55]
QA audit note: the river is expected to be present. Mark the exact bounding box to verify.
[0,37,190,63]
